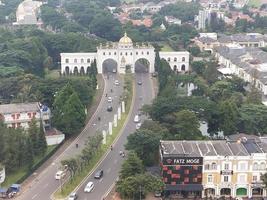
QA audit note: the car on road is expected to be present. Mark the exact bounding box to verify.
[154,191,162,197]
[84,181,94,193]
[112,69,117,73]
[136,122,141,130]
[94,169,104,179]
[114,80,119,85]
[137,81,142,85]
[107,105,113,112]
[134,115,140,123]
[68,192,78,200]
[55,170,66,180]
[108,97,112,103]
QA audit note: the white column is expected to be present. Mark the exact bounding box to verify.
[118,107,121,120]
[122,101,125,113]
[102,130,106,144]
[109,122,112,135]
[114,114,118,127]
[248,185,252,198]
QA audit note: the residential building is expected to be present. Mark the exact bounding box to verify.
[215,44,267,95]
[0,102,50,130]
[160,135,267,199]
[164,16,182,25]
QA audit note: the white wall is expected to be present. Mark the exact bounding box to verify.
[159,51,190,72]
[46,134,65,146]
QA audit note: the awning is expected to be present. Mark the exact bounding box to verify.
[165,184,203,191]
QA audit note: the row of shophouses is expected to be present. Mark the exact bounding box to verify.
[160,134,267,199]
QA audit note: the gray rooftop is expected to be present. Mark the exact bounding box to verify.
[0,102,40,114]
[160,138,267,157]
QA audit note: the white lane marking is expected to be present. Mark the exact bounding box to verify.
[107,168,111,173]
[31,194,38,199]
[114,159,117,164]
[99,178,103,182]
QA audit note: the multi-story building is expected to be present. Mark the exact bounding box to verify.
[0,102,51,130]
[160,135,267,199]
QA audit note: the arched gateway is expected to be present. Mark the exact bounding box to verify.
[60,33,189,75]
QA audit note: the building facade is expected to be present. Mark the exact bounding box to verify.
[60,33,190,75]
[0,102,50,130]
[160,135,267,199]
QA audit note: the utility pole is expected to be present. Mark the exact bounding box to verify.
[139,185,142,200]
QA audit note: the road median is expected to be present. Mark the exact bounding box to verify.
[53,74,135,199]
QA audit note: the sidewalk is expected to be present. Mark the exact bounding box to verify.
[17,75,104,194]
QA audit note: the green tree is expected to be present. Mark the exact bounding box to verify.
[191,61,205,75]
[37,123,47,156]
[204,61,218,84]
[218,101,238,136]
[28,119,39,156]
[120,151,144,179]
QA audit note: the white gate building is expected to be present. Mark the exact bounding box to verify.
[60,33,189,74]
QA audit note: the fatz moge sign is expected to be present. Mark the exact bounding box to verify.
[163,157,203,165]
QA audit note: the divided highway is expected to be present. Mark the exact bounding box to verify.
[16,74,124,200]
[74,73,154,200]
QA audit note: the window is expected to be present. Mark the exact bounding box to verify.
[81,59,84,63]
[109,52,111,55]
[185,169,189,174]
[147,51,149,55]
[223,176,229,182]
[136,52,138,55]
[167,57,171,62]
[125,52,128,56]
[12,123,16,128]
[103,52,105,56]
[141,51,144,55]
[253,175,257,182]
[184,177,189,183]
[238,174,246,182]
[120,52,122,55]
[193,177,198,183]
[207,175,213,183]
[174,57,177,62]
[12,114,15,120]
[28,113,32,118]
[16,113,20,119]
[260,162,265,170]
[65,58,69,63]
[181,64,186,71]
[87,58,90,63]
[130,52,132,55]
[205,164,210,170]
[33,112,36,118]
[253,163,259,170]
[239,162,247,171]
[211,162,217,170]
[182,57,185,62]
[74,58,77,63]
[17,123,21,127]
[114,52,117,55]
[224,163,229,170]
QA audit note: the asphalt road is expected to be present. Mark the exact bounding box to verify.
[16,74,124,200]
[74,73,154,200]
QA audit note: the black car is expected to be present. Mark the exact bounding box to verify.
[107,106,113,112]
[94,169,104,179]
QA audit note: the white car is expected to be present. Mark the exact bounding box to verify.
[134,115,140,123]
[84,181,94,193]
[108,97,112,103]
[55,170,66,180]
[68,192,78,200]
[136,122,141,129]
[114,80,119,85]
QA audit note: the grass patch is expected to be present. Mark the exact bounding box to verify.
[45,69,60,79]
[161,43,173,51]
[248,0,262,7]
[2,145,57,187]
[54,74,133,199]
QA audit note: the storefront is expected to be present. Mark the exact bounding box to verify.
[236,188,247,196]
[161,156,203,199]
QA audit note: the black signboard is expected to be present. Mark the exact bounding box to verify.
[220,170,233,175]
[162,157,203,165]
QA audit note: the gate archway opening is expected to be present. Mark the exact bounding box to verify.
[134,58,150,73]
[65,66,70,75]
[220,188,231,196]
[102,59,118,73]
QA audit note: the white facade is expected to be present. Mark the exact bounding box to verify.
[61,33,190,74]
[0,166,5,184]
[13,0,43,25]
[0,102,51,130]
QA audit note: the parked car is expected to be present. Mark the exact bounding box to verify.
[94,169,104,179]
[108,97,112,103]
[114,80,119,85]
[68,192,78,200]
[55,170,66,180]
[84,182,94,193]
[107,105,113,112]
[134,115,140,123]
[154,191,162,197]
[112,69,117,73]
[137,81,142,85]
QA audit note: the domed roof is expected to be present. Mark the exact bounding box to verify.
[119,32,132,44]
